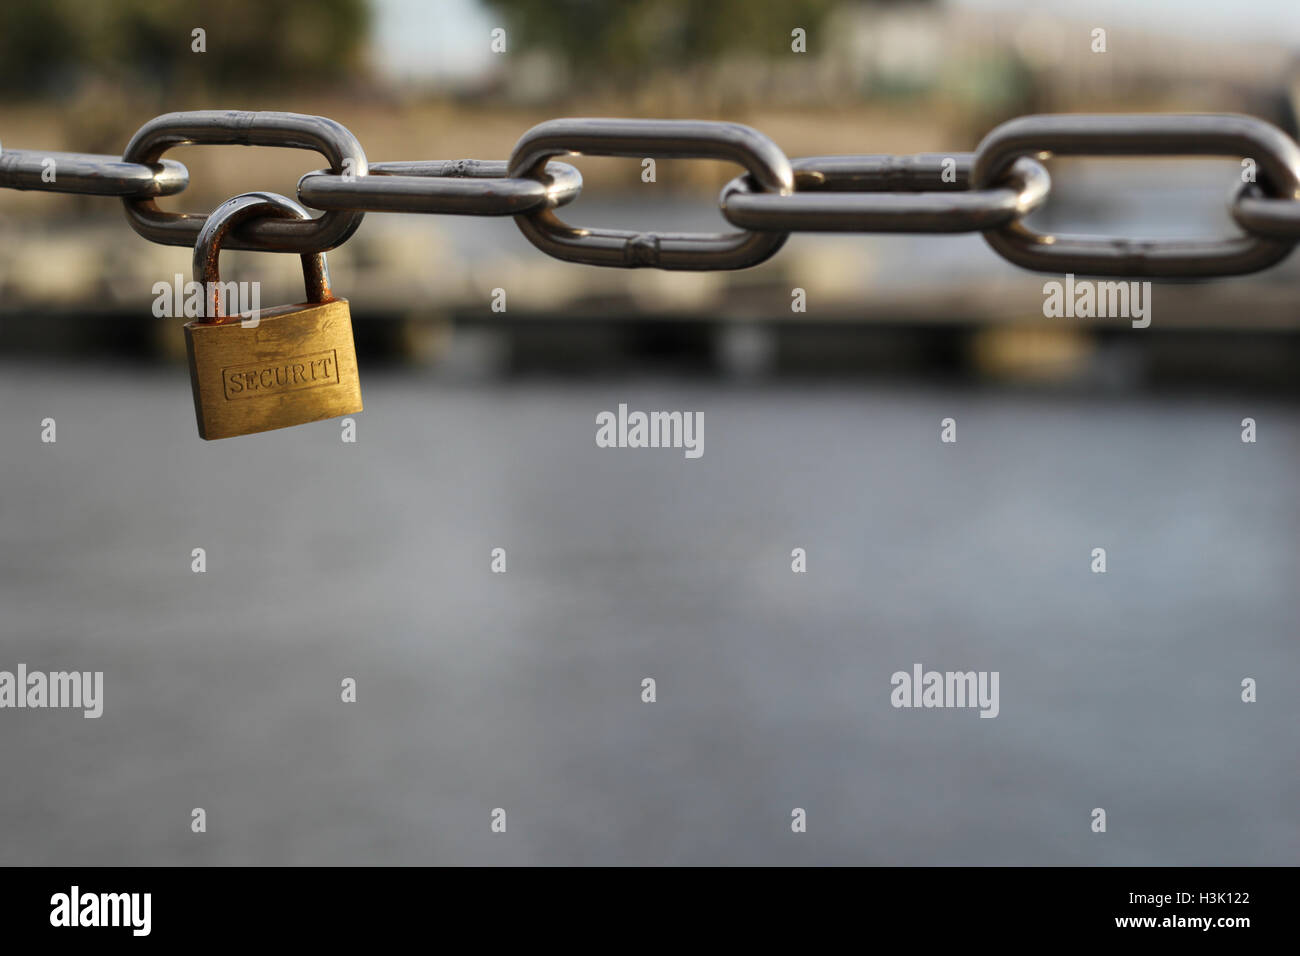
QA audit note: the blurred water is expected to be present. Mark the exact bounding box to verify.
[0,362,1296,865]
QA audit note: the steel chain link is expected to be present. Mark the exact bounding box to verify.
[3,109,1300,277]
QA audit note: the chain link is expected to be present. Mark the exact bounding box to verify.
[298,159,584,216]
[507,118,794,270]
[1231,186,1300,240]
[0,148,188,197]
[120,110,368,253]
[972,113,1300,277]
[3,109,1300,277]
[719,153,1049,233]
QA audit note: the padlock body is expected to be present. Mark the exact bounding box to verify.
[184,298,362,440]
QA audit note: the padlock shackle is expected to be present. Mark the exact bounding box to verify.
[192,191,332,325]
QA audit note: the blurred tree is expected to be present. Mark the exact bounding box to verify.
[0,0,369,96]
[482,0,843,83]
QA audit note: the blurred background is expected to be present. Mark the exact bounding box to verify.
[0,0,1296,865]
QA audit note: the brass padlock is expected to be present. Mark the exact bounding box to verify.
[183,191,362,440]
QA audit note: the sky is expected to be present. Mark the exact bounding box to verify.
[371,0,1300,83]
[372,0,497,83]
[961,0,1300,43]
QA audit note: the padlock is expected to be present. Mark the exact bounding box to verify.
[183,191,362,440]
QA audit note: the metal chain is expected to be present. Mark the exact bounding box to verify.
[297,159,584,216]
[0,149,188,197]
[3,109,1300,277]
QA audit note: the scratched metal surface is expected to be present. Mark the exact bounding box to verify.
[0,363,1296,864]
